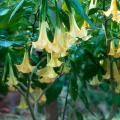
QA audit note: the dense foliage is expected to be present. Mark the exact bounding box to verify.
[0,0,120,120]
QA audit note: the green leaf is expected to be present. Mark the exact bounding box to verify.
[0,40,25,47]
[75,110,83,120]
[9,0,25,22]
[112,94,120,106]
[60,9,70,30]
[0,8,9,16]
[70,75,78,101]
[46,76,64,104]
[68,0,97,29]
[88,8,99,16]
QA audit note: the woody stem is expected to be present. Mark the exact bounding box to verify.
[103,0,117,120]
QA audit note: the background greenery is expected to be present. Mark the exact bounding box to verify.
[0,0,120,120]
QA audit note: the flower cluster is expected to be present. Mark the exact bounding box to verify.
[104,0,120,23]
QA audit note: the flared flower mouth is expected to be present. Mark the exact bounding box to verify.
[39,77,55,83]
[68,12,91,41]
[89,75,100,86]
[69,12,82,39]
[18,96,28,109]
[104,0,120,23]
[7,65,18,91]
[103,59,120,82]
[31,88,46,104]
[89,0,97,10]
[52,28,67,55]
[32,21,52,51]
[109,41,120,58]
[15,50,34,73]
[37,66,58,79]
[47,52,63,67]
[82,21,90,28]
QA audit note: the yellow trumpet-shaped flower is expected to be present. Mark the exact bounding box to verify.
[64,32,75,48]
[32,21,52,51]
[80,27,91,41]
[109,41,116,56]
[82,21,90,28]
[109,41,120,58]
[115,84,120,93]
[31,88,46,104]
[7,65,18,91]
[116,42,120,57]
[39,77,55,83]
[69,12,82,39]
[89,75,100,86]
[113,62,120,83]
[69,12,91,41]
[62,66,70,73]
[16,50,34,73]
[103,59,111,80]
[89,0,97,10]
[103,59,120,83]
[18,96,28,110]
[104,0,120,23]
[47,53,62,67]
[52,28,67,56]
[37,66,58,79]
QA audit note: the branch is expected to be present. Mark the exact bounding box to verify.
[62,79,70,120]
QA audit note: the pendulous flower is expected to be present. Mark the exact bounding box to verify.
[89,75,100,86]
[52,28,67,56]
[104,0,120,23]
[109,41,120,58]
[69,11,82,39]
[89,0,97,10]
[103,59,120,83]
[68,12,91,42]
[39,77,55,83]
[32,21,52,51]
[31,88,46,104]
[16,50,34,73]
[47,52,63,67]
[37,66,58,79]
[7,65,18,91]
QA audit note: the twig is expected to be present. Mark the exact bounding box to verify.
[32,9,39,37]
[107,104,117,120]
[15,86,36,120]
[62,79,70,120]
[103,0,117,120]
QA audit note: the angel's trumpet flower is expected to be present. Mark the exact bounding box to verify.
[89,75,100,86]
[32,21,52,51]
[7,65,18,91]
[104,0,120,23]
[52,28,67,56]
[89,0,97,10]
[109,41,116,56]
[16,50,34,73]
[116,42,120,57]
[69,12,82,39]
[113,62,120,83]
[80,24,91,41]
[18,96,27,109]
[31,88,46,104]
[103,59,120,83]
[103,59,111,79]
[82,21,90,28]
[47,53,62,67]
[69,12,91,41]
[37,66,58,79]
[109,41,120,58]
[115,84,120,93]
[39,77,55,83]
